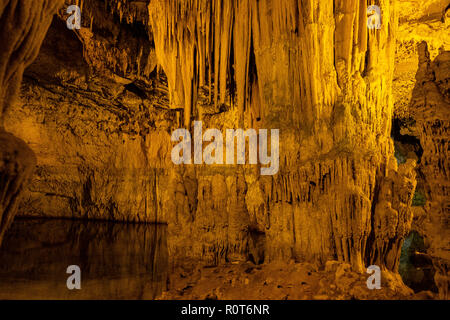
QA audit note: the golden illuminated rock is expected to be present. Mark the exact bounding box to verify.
[410,42,449,299]
[0,0,448,299]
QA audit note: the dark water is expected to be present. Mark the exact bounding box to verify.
[0,218,168,299]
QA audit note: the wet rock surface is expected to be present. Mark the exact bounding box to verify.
[0,0,448,300]
[0,218,168,299]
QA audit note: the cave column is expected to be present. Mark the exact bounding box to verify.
[0,0,64,245]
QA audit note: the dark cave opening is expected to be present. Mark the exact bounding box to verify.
[391,117,423,164]
[399,231,438,293]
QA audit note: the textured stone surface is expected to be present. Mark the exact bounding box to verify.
[0,0,448,299]
[0,131,36,245]
[394,0,450,120]
[0,0,64,246]
[5,0,414,269]
[409,42,449,299]
[159,260,417,300]
[0,219,168,299]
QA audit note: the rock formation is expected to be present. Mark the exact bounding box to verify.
[0,219,168,299]
[0,0,64,245]
[0,0,448,299]
[409,42,449,299]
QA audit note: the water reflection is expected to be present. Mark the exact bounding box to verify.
[0,218,168,299]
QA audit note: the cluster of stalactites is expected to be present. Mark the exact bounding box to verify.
[148,0,232,128]
[108,0,149,24]
[148,0,324,128]
[147,0,394,136]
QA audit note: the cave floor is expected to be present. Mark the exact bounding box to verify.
[160,261,435,300]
